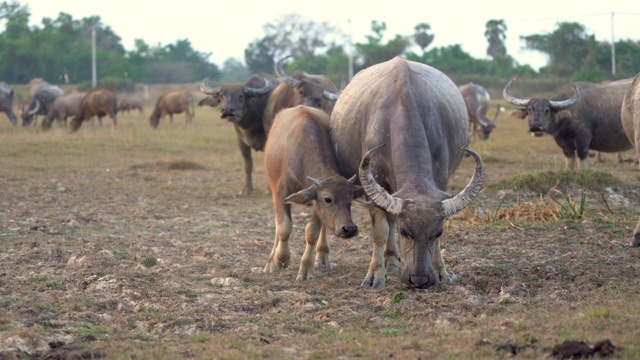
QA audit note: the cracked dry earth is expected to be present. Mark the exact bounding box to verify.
[1,106,639,359]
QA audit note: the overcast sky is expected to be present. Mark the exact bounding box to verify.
[21,0,640,71]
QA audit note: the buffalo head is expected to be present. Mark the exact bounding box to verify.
[275,56,339,110]
[285,175,363,239]
[503,78,580,137]
[359,145,485,289]
[200,75,273,123]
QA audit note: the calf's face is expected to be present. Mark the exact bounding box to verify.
[285,176,363,238]
[510,99,555,137]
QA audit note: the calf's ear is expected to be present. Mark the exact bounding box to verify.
[285,187,316,205]
[509,109,526,119]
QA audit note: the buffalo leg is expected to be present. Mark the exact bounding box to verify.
[314,224,333,270]
[384,214,400,273]
[362,208,388,288]
[432,238,455,283]
[237,138,253,196]
[264,201,292,273]
[298,214,322,280]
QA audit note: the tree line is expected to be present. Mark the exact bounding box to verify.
[1,1,639,90]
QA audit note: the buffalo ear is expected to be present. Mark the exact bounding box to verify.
[509,109,526,119]
[285,187,316,205]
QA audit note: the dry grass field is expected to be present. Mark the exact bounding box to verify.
[0,95,639,359]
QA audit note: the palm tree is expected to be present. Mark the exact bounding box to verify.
[485,19,507,59]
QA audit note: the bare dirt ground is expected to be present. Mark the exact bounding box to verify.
[0,100,639,359]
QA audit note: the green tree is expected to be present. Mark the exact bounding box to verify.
[485,19,507,59]
[244,13,344,75]
[521,22,590,77]
[355,21,410,70]
[413,23,434,52]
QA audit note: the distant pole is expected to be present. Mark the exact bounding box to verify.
[348,19,354,81]
[91,22,97,88]
[611,12,616,76]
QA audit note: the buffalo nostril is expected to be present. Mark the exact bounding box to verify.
[342,224,358,236]
[409,276,431,288]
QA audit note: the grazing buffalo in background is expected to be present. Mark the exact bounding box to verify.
[503,79,632,170]
[200,59,340,196]
[149,91,195,128]
[263,105,363,281]
[200,73,279,195]
[620,72,640,247]
[70,89,118,132]
[118,98,144,114]
[21,85,64,127]
[0,82,18,126]
[458,82,500,141]
[41,92,86,130]
[330,57,484,289]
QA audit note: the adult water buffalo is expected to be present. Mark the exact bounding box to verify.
[41,92,86,130]
[200,73,280,195]
[621,73,640,246]
[149,91,194,128]
[264,105,363,280]
[21,85,64,127]
[0,82,18,126]
[70,89,118,132]
[458,82,500,141]
[330,57,484,289]
[504,79,632,170]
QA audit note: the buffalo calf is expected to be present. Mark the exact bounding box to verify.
[149,91,194,128]
[264,105,362,281]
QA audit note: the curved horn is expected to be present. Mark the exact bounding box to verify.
[322,89,339,101]
[275,55,301,87]
[442,148,485,217]
[502,78,530,106]
[242,74,273,96]
[475,108,490,128]
[358,144,404,215]
[347,174,357,185]
[549,83,580,110]
[491,104,501,125]
[27,100,40,116]
[307,176,322,186]
[199,76,220,95]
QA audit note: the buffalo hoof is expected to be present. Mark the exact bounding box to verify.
[444,271,457,284]
[296,274,316,281]
[386,265,399,274]
[314,261,334,270]
[361,272,386,288]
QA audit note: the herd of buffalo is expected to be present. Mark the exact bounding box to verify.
[1,56,639,288]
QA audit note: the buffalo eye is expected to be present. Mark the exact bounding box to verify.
[399,228,410,238]
[544,109,550,115]
[323,197,332,204]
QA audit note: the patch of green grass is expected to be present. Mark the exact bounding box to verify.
[391,292,404,304]
[587,308,611,319]
[141,256,158,268]
[492,170,622,194]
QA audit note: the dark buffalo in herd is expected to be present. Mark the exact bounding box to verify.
[118,98,144,114]
[200,57,340,195]
[458,82,500,141]
[42,92,86,130]
[503,79,632,170]
[149,90,195,128]
[70,89,118,132]
[21,85,64,127]
[0,82,18,126]
[331,57,484,288]
[263,105,362,280]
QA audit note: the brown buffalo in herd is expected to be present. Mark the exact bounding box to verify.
[263,105,362,280]
[70,89,118,132]
[118,98,144,114]
[149,90,194,128]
